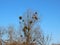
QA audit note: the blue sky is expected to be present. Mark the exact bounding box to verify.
[0,0,60,43]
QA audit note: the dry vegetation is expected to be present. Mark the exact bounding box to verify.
[0,10,51,45]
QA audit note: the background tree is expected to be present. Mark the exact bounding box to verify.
[19,10,51,45]
[0,27,7,45]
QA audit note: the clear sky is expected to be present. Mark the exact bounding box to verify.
[0,0,60,43]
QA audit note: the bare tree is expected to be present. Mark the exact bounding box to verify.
[19,10,51,45]
[0,27,3,45]
[0,27,7,45]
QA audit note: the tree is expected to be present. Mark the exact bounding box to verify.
[19,10,51,45]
